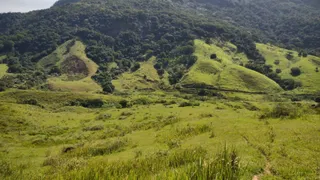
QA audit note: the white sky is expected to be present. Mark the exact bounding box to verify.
[0,0,57,13]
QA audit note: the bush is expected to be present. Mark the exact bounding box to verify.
[290,67,301,76]
[69,99,104,108]
[276,68,282,74]
[286,52,294,60]
[83,125,104,131]
[315,97,320,103]
[0,81,6,92]
[96,113,112,120]
[316,67,319,72]
[210,54,217,59]
[259,103,302,119]
[157,69,165,76]
[87,138,129,156]
[119,99,131,108]
[18,99,39,106]
[132,98,152,105]
[131,63,140,72]
[274,60,280,65]
[179,101,200,107]
[279,79,302,90]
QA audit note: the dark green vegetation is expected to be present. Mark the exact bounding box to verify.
[0,0,319,93]
[0,0,320,179]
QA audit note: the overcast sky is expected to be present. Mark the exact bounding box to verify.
[0,0,57,13]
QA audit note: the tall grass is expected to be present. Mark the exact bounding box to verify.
[43,146,241,180]
[259,103,303,119]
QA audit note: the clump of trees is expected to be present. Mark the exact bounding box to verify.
[0,0,315,92]
[291,67,301,76]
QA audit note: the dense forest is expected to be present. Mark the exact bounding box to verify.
[0,0,319,92]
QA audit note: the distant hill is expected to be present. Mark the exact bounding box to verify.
[0,0,319,94]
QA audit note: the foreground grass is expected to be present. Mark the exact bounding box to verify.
[0,90,319,179]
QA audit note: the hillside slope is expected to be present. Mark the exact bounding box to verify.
[38,40,101,92]
[181,40,282,93]
[113,57,170,92]
[257,43,320,93]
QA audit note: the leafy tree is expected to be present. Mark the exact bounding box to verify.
[131,63,140,72]
[290,67,301,76]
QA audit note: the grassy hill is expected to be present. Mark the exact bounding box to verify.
[38,40,102,92]
[113,57,170,92]
[257,43,320,93]
[181,40,282,93]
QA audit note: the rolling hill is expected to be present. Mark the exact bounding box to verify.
[181,40,282,93]
[257,43,320,93]
[38,40,101,92]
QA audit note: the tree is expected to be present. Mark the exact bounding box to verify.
[0,81,6,92]
[131,63,140,72]
[102,82,115,93]
[210,54,217,59]
[290,67,301,76]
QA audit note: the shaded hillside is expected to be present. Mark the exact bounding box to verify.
[182,0,320,56]
[0,0,319,94]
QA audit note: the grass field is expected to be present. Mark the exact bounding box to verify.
[0,64,8,78]
[181,40,282,93]
[0,89,319,179]
[257,43,320,93]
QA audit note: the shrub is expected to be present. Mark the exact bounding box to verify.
[259,103,302,119]
[18,99,40,106]
[87,138,129,156]
[290,67,301,76]
[315,97,320,103]
[95,113,112,120]
[210,54,217,59]
[157,69,165,76]
[69,99,104,108]
[83,125,104,131]
[131,62,140,72]
[274,60,280,65]
[279,79,302,90]
[120,111,133,117]
[276,68,282,74]
[0,81,6,92]
[119,99,131,108]
[316,67,319,72]
[132,98,152,105]
[62,146,75,153]
[179,101,200,107]
[286,52,294,60]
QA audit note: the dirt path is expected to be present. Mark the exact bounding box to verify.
[241,127,275,180]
